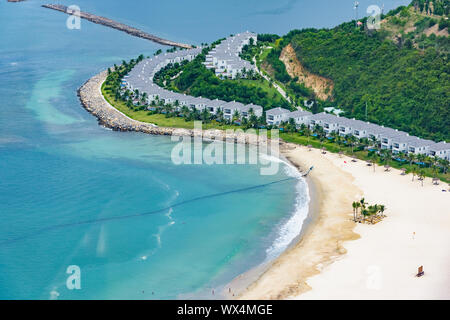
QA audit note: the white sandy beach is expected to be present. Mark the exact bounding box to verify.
[238,143,450,300]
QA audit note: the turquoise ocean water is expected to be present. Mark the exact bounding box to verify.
[0,0,408,299]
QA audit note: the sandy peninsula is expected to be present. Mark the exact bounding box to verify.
[238,143,450,300]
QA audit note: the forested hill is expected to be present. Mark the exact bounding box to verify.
[265,1,449,142]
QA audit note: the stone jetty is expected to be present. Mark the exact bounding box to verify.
[42,4,192,49]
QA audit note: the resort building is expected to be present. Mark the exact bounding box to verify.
[223,101,247,120]
[204,32,257,79]
[266,107,291,126]
[378,129,409,151]
[205,99,226,114]
[403,136,436,155]
[308,113,340,134]
[429,142,450,160]
[241,104,263,119]
[289,110,312,126]
[337,118,371,139]
[122,34,446,160]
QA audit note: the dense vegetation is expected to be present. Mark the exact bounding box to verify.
[261,1,449,142]
[411,0,449,16]
[290,26,449,141]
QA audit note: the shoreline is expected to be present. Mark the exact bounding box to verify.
[235,143,362,299]
[78,70,450,300]
[222,155,319,299]
[78,69,330,299]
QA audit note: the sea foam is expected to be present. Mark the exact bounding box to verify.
[265,159,310,260]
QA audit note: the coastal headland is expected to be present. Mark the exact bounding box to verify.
[42,4,192,49]
[80,70,450,300]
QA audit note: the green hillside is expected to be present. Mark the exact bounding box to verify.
[261,0,449,141]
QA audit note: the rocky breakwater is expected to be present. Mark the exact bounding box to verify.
[42,4,192,49]
[78,71,276,148]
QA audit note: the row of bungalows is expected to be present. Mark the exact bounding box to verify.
[121,42,449,161]
[122,44,263,120]
[204,32,257,79]
[264,108,450,160]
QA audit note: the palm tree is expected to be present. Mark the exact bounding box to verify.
[163,104,173,117]
[359,198,366,213]
[232,110,240,123]
[378,204,386,217]
[368,205,378,224]
[249,114,258,128]
[304,126,311,144]
[347,135,357,155]
[180,106,190,119]
[359,137,369,150]
[201,108,211,123]
[370,135,379,150]
[381,149,392,170]
[361,209,369,223]
[355,201,361,221]
[330,131,339,143]
[216,108,224,123]
[406,152,416,167]
[418,169,425,187]
[299,123,307,134]
[411,165,418,181]
[417,153,426,166]
[352,201,358,222]
[438,159,449,175]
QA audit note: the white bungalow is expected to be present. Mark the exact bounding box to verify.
[337,118,370,138]
[391,134,410,153]
[266,107,291,126]
[223,101,246,120]
[205,99,225,114]
[308,113,340,135]
[428,142,450,160]
[404,136,435,155]
[289,110,312,126]
[379,129,409,151]
[242,104,263,118]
